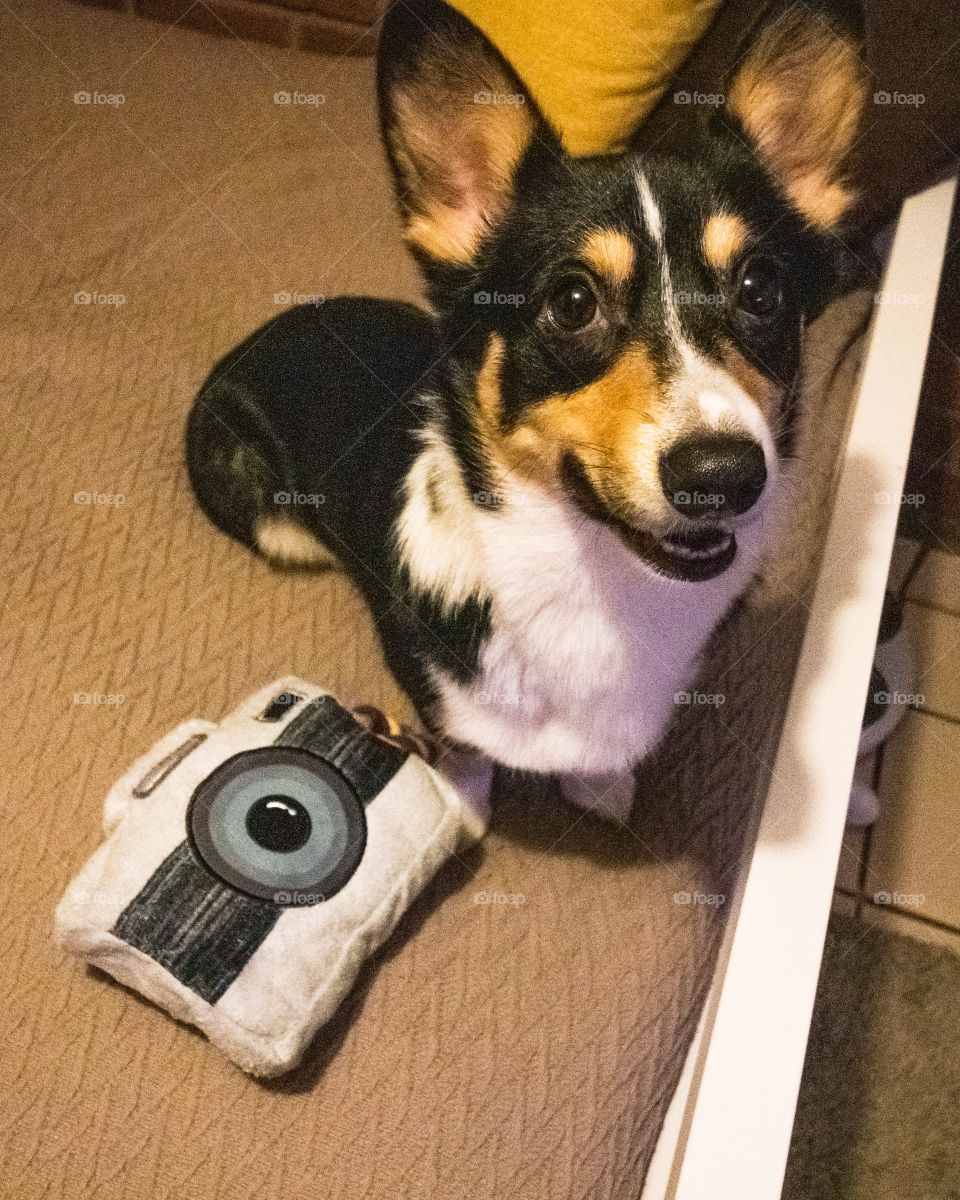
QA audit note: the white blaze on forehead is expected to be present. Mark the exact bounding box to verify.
[636,168,683,346]
[635,169,663,247]
[636,166,775,482]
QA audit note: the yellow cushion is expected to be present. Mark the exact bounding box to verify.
[452,0,725,156]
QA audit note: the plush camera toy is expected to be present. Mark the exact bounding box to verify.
[54,678,487,1076]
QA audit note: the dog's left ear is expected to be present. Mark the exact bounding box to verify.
[725,11,869,228]
[377,0,551,271]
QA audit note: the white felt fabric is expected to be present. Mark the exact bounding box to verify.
[54,677,488,1076]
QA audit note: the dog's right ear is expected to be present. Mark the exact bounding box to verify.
[378,0,551,273]
[724,11,869,229]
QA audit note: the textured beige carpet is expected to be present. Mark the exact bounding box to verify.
[0,3,873,1197]
[785,911,960,1199]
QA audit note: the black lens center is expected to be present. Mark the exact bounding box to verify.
[245,794,312,853]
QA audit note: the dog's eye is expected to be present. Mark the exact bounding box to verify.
[545,276,599,331]
[737,257,783,317]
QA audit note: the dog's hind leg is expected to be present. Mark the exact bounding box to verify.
[186,379,337,570]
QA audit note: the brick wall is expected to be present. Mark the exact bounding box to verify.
[71,0,383,56]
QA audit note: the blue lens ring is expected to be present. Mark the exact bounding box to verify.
[187,746,367,905]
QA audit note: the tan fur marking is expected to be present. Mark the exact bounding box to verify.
[523,349,662,462]
[473,336,681,519]
[475,333,506,435]
[703,213,747,271]
[407,210,484,266]
[720,344,781,421]
[472,335,560,489]
[396,76,536,265]
[500,349,669,512]
[786,181,854,230]
[727,15,867,228]
[581,229,635,286]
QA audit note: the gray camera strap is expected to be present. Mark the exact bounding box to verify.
[275,693,407,803]
[111,696,407,1005]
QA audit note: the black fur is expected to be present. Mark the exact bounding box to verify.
[186,0,864,740]
[186,297,491,721]
[371,0,853,482]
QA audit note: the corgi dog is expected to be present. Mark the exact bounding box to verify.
[187,0,867,820]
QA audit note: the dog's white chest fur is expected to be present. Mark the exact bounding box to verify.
[397,439,756,776]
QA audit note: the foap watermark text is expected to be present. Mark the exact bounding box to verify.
[74,490,124,507]
[474,890,525,907]
[274,491,325,508]
[674,890,726,907]
[674,690,725,706]
[274,91,325,107]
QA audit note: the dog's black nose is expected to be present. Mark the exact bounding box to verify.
[659,435,767,518]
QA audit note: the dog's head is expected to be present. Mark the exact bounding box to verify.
[378,1,868,582]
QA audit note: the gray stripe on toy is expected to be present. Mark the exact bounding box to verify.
[54,677,486,1075]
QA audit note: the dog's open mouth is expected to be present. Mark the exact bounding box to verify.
[560,454,737,582]
[643,525,737,581]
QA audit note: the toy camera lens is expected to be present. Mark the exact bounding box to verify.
[246,795,312,853]
[187,747,366,905]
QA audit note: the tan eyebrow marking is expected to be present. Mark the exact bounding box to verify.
[581,229,635,286]
[703,213,748,271]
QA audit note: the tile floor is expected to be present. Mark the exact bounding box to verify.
[835,536,960,954]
